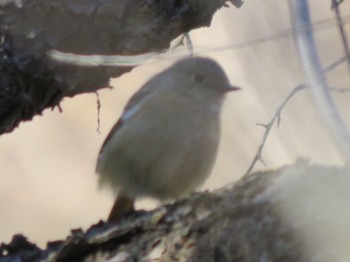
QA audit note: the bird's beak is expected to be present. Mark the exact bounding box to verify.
[226,85,241,92]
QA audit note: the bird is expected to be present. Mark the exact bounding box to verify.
[96,57,240,222]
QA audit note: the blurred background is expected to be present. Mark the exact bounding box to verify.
[1,0,350,247]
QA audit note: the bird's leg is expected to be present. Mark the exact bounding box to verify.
[107,191,135,223]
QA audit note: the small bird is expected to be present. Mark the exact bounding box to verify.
[96,57,240,222]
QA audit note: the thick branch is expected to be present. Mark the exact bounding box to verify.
[2,161,349,262]
[0,0,239,134]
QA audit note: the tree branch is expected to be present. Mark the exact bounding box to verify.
[2,161,349,262]
[0,0,241,134]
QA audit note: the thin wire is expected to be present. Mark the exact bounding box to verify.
[48,15,350,66]
[161,15,350,56]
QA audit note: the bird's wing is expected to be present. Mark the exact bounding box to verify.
[97,73,164,157]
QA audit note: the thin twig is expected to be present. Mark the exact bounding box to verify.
[244,55,349,176]
[96,91,101,134]
[331,0,344,9]
[243,85,305,176]
[323,56,348,72]
[331,0,350,74]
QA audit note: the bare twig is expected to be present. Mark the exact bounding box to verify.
[243,85,306,176]
[244,55,349,176]
[96,92,101,134]
[331,0,344,9]
[243,7,350,173]
[323,56,348,72]
[331,0,350,74]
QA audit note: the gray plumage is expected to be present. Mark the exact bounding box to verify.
[96,57,238,202]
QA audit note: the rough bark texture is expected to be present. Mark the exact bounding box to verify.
[2,161,348,262]
[0,0,242,134]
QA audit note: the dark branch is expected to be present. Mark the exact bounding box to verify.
[0,0,241,135]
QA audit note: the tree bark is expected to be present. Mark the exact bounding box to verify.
[0,0,241,134]
[2,160,349,262]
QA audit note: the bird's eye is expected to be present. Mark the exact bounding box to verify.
[192,73,205,84]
